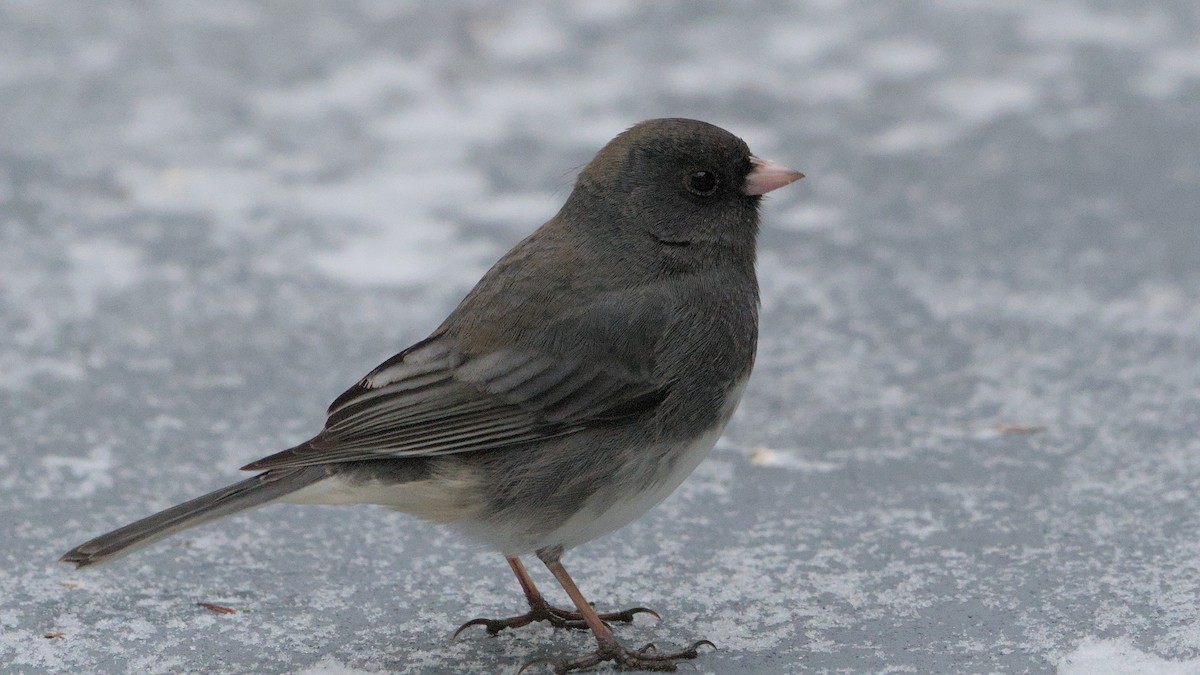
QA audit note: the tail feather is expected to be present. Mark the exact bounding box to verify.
[59,467,328,568]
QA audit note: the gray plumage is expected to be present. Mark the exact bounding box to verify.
[59,467,329,566]
[62,118,781,566]
[59,120,803,673]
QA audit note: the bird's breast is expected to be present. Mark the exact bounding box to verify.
[539,374,749,552]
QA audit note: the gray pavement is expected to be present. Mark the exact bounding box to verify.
[2,1,1199,673]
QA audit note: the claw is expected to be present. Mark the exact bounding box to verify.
[451,618,488,640]
[531,637,715,673]
[637,642,659,654]
[453,603,658,640]
[452,614,535,639]
[612,606,661,623]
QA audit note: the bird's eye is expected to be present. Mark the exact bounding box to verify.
[685,170,718,196]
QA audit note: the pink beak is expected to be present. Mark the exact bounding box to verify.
[743,156,804,196]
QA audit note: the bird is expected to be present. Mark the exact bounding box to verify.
[60,118,804,672]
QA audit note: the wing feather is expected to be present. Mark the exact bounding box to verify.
[241,336,666,471]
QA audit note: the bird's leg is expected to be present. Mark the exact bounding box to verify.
[518,547,714,673]
[453,555,658,638]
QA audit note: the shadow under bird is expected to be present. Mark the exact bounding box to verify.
[61,118,803,672]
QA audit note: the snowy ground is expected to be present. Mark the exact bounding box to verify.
[3,1,1200,673]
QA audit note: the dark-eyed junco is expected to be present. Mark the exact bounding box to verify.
[61,118,803,672]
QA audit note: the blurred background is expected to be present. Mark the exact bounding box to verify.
[2,1,1198,673]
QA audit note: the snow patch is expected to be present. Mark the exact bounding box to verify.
[1057,638,1200,675]
[40,446,114,498]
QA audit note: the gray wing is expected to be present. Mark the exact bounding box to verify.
[241,334,668,470]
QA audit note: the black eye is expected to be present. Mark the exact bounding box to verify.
[685,170,718,196]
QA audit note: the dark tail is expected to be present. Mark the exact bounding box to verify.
[59,467,327,568]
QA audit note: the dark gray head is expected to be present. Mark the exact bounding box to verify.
[565,118,802,254]
[438,118,802,350]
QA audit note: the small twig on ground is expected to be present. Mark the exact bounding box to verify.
[196,602,238,615]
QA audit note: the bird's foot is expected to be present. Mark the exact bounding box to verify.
[520,638,715,673]
[454,601,659,638]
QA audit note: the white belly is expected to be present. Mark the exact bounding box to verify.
[544,423,727,551]
[466,376,749,554]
